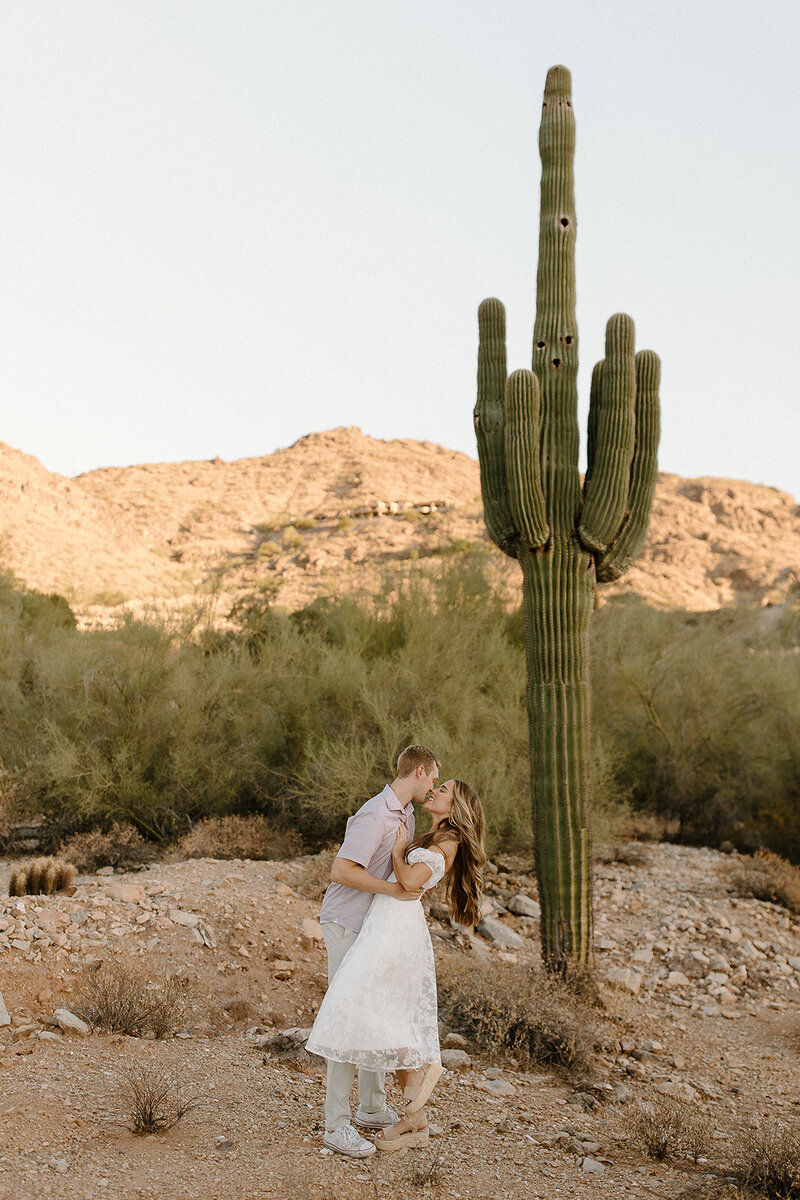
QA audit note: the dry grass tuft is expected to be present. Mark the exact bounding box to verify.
[437,957,607,1083]
[117,1065,201,1135]
[624,1094,711,1163]
[72,958,192,1039]
[730,849,800,915]
[730,1119,800,1198]
[173,815,302,862]
[58,821,156,874]
[8,856,76,896]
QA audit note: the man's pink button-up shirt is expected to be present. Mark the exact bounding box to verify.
[319,784,416,933]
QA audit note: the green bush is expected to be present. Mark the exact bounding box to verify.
[0,562,797,862]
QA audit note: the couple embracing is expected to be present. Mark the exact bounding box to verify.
[305,745,486,1156]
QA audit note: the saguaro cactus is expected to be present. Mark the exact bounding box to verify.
[474,65,660,974]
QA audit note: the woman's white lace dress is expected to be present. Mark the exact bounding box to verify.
[305,847,445,1071]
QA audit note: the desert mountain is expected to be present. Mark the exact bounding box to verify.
[1,426,798,626]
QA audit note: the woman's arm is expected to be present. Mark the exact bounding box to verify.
[391,827,453,890]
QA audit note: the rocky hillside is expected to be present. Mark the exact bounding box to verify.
[1,427,798,626]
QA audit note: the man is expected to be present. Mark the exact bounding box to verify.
[317,744,440,1157]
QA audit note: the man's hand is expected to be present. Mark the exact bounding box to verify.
[390,881,424,902]
[392,824,408,859]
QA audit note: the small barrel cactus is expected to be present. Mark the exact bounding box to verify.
[474,65,661,973]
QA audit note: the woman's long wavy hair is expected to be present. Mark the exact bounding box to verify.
[406,780,486,927]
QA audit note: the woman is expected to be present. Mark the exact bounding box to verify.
[306,779,485,1150]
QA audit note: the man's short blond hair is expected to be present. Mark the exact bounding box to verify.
[396,745,440,778]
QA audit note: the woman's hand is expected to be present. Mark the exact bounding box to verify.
[392,823,408,860]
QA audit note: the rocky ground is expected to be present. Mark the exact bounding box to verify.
[1,843,798,1200]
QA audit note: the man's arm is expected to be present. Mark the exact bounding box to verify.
[331,857,423,901]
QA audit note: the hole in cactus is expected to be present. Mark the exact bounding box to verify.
[563,335,572,345]
[536,341,546,351]
[559,217,570,229]
[552,358,562,369]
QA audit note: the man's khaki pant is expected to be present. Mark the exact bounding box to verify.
[321,921,386,1132]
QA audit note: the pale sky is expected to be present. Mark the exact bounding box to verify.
[1,1,798,500]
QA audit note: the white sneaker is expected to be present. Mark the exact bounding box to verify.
[354,1104,399,1130]
[323,1124,376,1157]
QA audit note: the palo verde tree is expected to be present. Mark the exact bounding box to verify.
[474,65,661,974]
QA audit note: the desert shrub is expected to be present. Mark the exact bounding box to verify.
[58,821,156,873]
[294,517,317,531]
[624,1094,710,1162]
[592,594,800,855]
[117,1065,201,1135]
[730,849,800,915]
[337,515,354,531]
[72,958,191,1038]
[730,1118,800,1197]
[256,539,281,559]
[173,815,302,861]
[282,526,302,549]
[437,957,605,1081]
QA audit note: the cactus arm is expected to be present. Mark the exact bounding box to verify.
[596,349,661,581]
[504,370,550,548]
[474,298,519,557]
[583,359,604,495]
[533,65,581,535]
[578,313,636,553]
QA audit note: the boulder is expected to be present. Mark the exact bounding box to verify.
[53,1008,90,1036]
[606,967,643,995]
[507,894,540,918]
[441,1048,471,1070]
[0,992,10,1028]
[477,916,524,949]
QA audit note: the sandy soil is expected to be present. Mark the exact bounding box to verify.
[1,844,798,1199]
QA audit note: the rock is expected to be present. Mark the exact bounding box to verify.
[0,992,10,1028]
[666,971,691,988]
[507,895,540,918]
[107,884,145,904]
[272,960,295,980]
[37,1031,63,1042]
[606,967,643,995]
[475,1079,516,1097]
[441,1049,472,1070]
[595,937,617,951]
[581,1157,605,1174]
[275,883,294,897]
[301,917,323,941]
[655,1080,699,1102]
[11,1024,38,1041]
[567,1092,598,1111]
[788,957,800,972]
[442,1032,468,1050]
[613,1083,634,1103]
[632,947,653,964]
[169,908,200,928]
[53,1008,90,1036]
[706,971,729,985]
[477,916,524,949]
